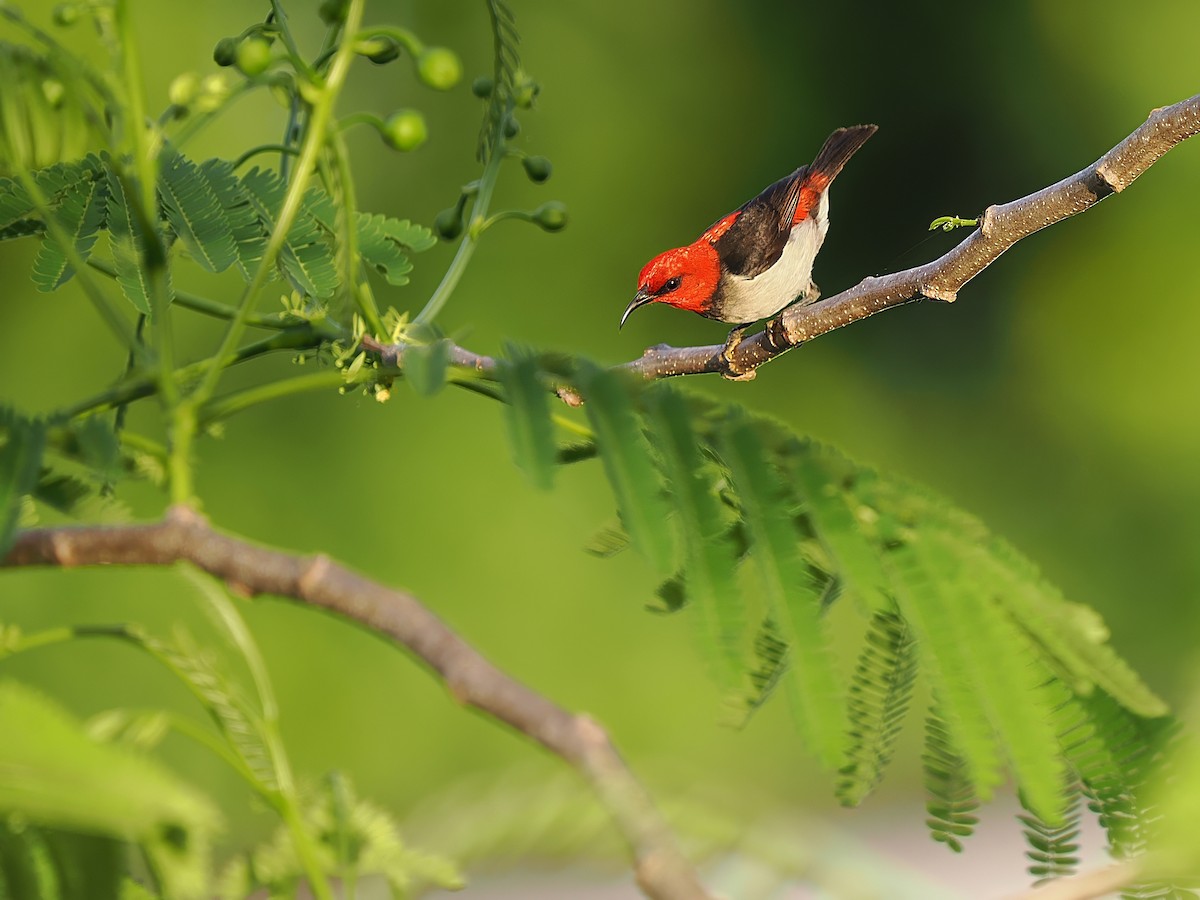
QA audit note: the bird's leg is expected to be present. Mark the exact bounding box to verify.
[717,325,756,381]
[802,280,821,305]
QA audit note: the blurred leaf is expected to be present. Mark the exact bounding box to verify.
[0,821,123,900]
[645,387,743,690]
[837,608,917,807]
[720,413,844,769]
[0,409,45,557]
[103,161,153,315]
[497,345,554,489]
[577,363,674,574]
[0,680,219,899]
[32,161,107,291]
[923,708,980,852]
[405,340,450,398]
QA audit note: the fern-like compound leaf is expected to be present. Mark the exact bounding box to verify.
[0,408,45,556]
[497,344,555,490]
[720,413,844,769]
[32,164,107,291]
[198,159,265,278]
[790,439,890,614]
[577,363,675,575]
[837,607,917,807]
[240,167,337,298]
[923,708,981,852]
[157,147,238,274]
[1020,795,1081,883]
[644,386,744,691]
[103,162,153,315]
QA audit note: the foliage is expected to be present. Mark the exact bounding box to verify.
[0,0,1192,896]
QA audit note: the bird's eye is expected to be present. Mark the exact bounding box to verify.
[660,276,682,294]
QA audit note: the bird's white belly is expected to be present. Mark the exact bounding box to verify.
[723,193,830,324]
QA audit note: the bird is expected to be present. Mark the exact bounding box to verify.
[621,124,877,375]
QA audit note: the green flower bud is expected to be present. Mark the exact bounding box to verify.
[471,76,493,99]
[168,72,201,107]
[503,115,520,139]
[52,4,80,26]
[213,37,238,67]
[318,0,348,25]
[361,37,400,65]
[235,38,272,77]
[434,207,463,240]
[521,155,552,184]
[381,109,428,152]
[416,48,462,91]
[533,201,567,232]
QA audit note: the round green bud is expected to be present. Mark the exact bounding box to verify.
[235,38,272,77]
[52,4,80,26]
[168,72,201,107]
[361,37,400,65]
[521,155,552,184]
[213,37,238,67]
[318,0,348,25]
[503,115,520,139]
[533,201,567,232]
[471,76,493,99]
[433,207,463,240]
[416,48,462,91]
[381,109,428,152]
[514,80,540,109]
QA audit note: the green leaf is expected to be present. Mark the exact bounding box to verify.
[355,213,436,287]
[198,159,266,278]
[103,163,153,316]
[0,410,45,557]
[884,527,1004,800]
[31,172,107,291]
[157,147,238,274]
[240,167,337,298]
[577,363,675,574]
[923,708,980,852]
[405,339,450,398]
[644,386,743,690]
[837,608,917,807]
[0,680,219,899]
[497,346,555,490]
[720,413,844,768]
[790,440,890,613]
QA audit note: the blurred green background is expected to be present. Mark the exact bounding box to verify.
[2,0,1199,891]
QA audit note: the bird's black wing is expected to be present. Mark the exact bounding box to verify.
[713,166,809,279]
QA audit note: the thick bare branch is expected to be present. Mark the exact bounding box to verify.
[618,93,1200,380]
[3,509,712,900]
[363,94,1199,389]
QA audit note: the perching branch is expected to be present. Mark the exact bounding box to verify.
[366,93,1200,389]
[3,508,713,900]
[1006,859,1141,900]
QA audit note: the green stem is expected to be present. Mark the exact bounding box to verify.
[233,143,302,169]
[87,258,287,328]
[186,0,366,413]
[62,327,322,420]
[414,143,506,325]
[335,111,384,132]
[327,126,384,335]
[354,26,423,56]
[268,0,318,81]
[197,369,363,426]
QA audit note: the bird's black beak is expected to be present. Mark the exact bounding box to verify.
[620,288,654,330]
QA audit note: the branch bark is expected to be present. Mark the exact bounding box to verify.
[366,93,1200,389]
[3,508,713,900]
[1005,859,1141,900]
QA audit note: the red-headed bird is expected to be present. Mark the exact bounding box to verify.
[622,124,876,372]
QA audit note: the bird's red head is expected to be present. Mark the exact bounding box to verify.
[621,241,720,328]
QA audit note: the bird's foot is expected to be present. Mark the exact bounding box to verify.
[802,280,821,305]
[717,326,756,381]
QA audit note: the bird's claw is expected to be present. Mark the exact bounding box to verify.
[717,325,756,380]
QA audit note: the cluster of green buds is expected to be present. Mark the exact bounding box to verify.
[433,68,565,242]
[212,27,277,77]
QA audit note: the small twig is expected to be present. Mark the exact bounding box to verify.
[3,510,713,900]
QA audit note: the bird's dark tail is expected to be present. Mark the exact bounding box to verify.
[808,124,877,187]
